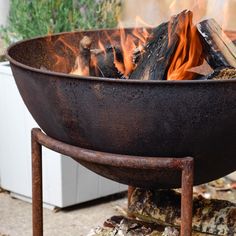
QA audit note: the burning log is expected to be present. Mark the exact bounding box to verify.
[129,22,169,80]
[129,10,203,80]
[71,36,124,78]
[69,12,236,81]
[129,188,236,235]
[71,36,92,76]
[197,19,236,70]
[129,20,169,80]
[90,46,124,78]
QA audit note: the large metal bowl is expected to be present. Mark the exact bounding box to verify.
[6,29,236,188]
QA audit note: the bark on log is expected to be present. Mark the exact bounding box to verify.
[128,188,236,235]
[129,10,193,80]
[197,19,236,69]
[87,216,207,236]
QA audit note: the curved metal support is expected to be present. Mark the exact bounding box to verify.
[31,128,194,236]
[32,128,192,170]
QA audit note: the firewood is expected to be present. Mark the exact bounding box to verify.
[87,216,207,236]
[129,188,236,235]
[197,19,236,69]
[90,46,124,78]
[129,21,168,80]
[205,68,236,80]
[187,60,214,76]
[71,36,92,76]
[132,43,148,66]
[129,10,194,80]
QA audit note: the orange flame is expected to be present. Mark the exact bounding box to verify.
[119,27,137,77]
[45,15,151,78]
[46,12,204,81]
[70,56,90,76]
[98,40,107,57]
[98,26,150,78]
[167,12,203,80]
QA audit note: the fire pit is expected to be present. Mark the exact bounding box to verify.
[6,9,236,236]
[6,26,236,188]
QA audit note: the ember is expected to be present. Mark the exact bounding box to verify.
[50,10,236,81]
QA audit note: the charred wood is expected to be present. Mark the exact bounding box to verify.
[129,21,169,80]
[129,10,193,80]
[90,46,124,78]
[197,19,236,70]
[132,45,145,65]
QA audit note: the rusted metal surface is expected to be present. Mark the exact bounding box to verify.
[32,128,194,236]
[32,128,191,188]
[181,158,194,236]
[6,29,236,187]
[32,129,43,236]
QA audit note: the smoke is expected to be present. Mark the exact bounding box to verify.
[120,0,236,30]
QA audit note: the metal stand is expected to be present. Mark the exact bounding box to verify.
[31,128,194,236]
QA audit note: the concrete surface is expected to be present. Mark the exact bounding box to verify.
[0,190,127,236]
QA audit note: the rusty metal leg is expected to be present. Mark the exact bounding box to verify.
[180,157,194,236]
[32,129,43,236]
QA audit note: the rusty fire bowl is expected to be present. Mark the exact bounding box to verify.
[6,29,236,188]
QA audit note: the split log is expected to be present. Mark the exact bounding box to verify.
[129,10,194,80]
[128,188,236,235]
[129,21,169,80]
[197,19,236,69]
[90,46,124,78]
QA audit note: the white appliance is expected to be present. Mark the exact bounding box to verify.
[0,0,10,27]
[0,62,126,208]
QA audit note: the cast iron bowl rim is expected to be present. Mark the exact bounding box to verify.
[6,28,236,84]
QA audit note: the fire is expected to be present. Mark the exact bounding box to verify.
[119,27,139,77]
[167,11,203,80]
[91,27,150,78]
[62,26,150,78]
[71,36,92,76]
[47,11,204,81]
